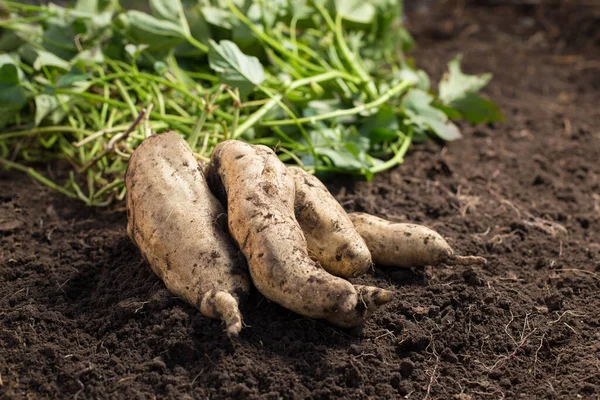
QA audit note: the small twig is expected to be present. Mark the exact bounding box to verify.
[79,108,146,173]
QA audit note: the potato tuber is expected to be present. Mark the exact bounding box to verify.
[288,166,372,278]
[206,141,391,328]
[349,212,487,268]
[125,132,250,337]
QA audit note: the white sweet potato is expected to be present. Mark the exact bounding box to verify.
[288,166,372,278]
[206,141,391,328]
[349,212,487,268]
[125,132,250,336]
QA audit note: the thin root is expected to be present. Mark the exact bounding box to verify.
[450,255,488,266]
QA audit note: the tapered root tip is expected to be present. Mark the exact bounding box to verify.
[355,285,394,310]
[200,290,244,338]
[373,289,393,306]
[225,316,243,338]
[326,285,393,328]
[451,255,488,266]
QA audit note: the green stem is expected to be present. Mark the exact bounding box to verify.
[233,94,281,139]
[187,35,208,53]
[92,178,124,201]
[369,135,412,174]
[0,158,77,199]
[55,89,195,128]
[114,79,138,117]
[224,0,324,73]
[261,80,412,127]
[2,0,49,12]
[0,126,95,140]
[315,3,378,99]
[233,70,354,138]
[0,16,48,27]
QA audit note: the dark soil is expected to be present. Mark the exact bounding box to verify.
[2,4,600,400]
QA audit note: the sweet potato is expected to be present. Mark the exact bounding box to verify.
[349,212,487,267]
[206,141,391,328]
[288,166,372,278]
[125,132,250,336]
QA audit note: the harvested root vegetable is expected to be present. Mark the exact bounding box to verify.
[288,166,372,278]
[349,212,487,268]
[206,140,391,328]
[125,132,250,337]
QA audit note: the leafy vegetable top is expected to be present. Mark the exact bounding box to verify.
[0,0,502,206]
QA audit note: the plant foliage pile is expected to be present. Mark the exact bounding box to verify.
[0,0,503,206]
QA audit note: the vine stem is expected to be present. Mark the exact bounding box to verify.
[261,81,412,127]
[233,70,355,138]
[369,135,412,174]
[0,158,77,199]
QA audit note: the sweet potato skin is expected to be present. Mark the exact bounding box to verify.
[348,212,454,267]
[207,141,391,327]
[125,132,250,336]
[289,167,372,278]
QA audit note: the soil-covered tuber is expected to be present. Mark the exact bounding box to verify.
[349,212,487,268]
[206,141,391,328]
[125,132,250,336]
[289,166,372,279]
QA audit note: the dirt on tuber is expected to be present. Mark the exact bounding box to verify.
[206,141,392,328]
[349,212,487,268]
[289,166,372,279]
[125,132,250,337]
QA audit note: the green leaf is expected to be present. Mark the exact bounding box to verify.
[402,89,462,141]
[71,47,105,64]
[208,39,265,96]
[34,94,60,126]
[175,5,211,58]
[0,23,42,53]
[434,102,462,120]
[308,126,372,172]
[395,27,414,52]
[394,64,430,91]
[115,11,187,51]
[0,53,22,71]
[56,67,89,88]
[450,92,504,124]
[43,22,79,60]
[150,0,183,21]
[202,7,234,30]
[150,0,191,38]
[438,56,503,124]
[318,147,365,170]
[439,55,492,104]
[303,99,356,125]
[74,0,98,14]
[0,63,27,107]
[359,106,399,143]
[19,44,70,71]
[0,63,27,129]
[335,0,376,24]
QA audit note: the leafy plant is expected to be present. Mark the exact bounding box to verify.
[0,0,502,206]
